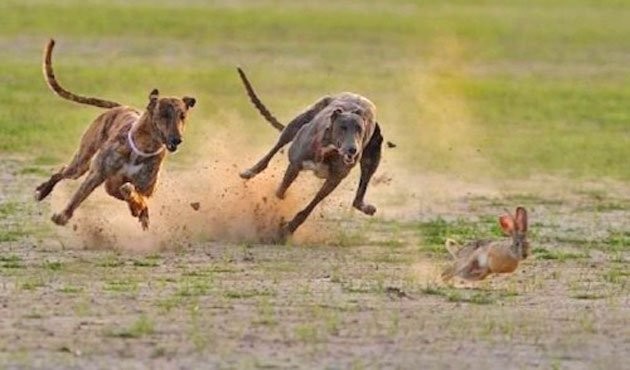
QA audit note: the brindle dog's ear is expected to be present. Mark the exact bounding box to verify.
[182,96,196,109]
[147,89,159,110]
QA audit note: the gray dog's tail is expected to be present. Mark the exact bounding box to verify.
[237,67,285,132]
[43,39,121,109]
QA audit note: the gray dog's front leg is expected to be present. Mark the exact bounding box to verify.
[353,123,383,215]
[281,176,343,238]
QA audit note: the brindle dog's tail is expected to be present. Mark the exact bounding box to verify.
[43,39,121,109]
[236,67,285,132]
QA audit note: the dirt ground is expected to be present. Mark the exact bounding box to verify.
[0,158,628,369]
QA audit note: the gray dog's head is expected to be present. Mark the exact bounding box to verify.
[328,108,364,165]
[146,89,196,152]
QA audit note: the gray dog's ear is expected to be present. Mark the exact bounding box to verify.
[331,108,343,122]
[147,89,159,110]
[182,96,196,109]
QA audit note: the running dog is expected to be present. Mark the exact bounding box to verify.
[35,39,196,230]
[237,68,384,240]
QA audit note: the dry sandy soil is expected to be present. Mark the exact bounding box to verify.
[0,158,628,369]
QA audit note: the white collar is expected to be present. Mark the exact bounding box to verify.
[127,117,165,158]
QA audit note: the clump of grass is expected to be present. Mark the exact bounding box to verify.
[422,284,515,305]
[254,297,277,326]
[43,260,63,271]
[1,254,23,268]
[96,256,124,267]
[294,323,319,344]
[132,259,159,267]
[571,292,605,300]
[104,279,138,293]
[21,278,46,291]
[59,285,83,294]
[600,231,630,252]
[223,288,276,299]
[107,315,155,338]
[176,278,211,297]
[414,216,498,254]
[533,247,588,261]
[603,267,629,285]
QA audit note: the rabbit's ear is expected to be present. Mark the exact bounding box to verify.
[515,207,528,233]
[499,215,515,235]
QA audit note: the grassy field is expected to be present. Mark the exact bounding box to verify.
[0,0,629,369]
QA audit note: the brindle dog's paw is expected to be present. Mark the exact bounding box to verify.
[139,208,149,230]
[354,202,377,216]
[119,183,135,200]
[51,213,69,226]
[239,169,256,180]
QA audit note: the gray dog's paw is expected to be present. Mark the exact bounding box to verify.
[51,213,69,226]
[354,201,377,216]
[240,169,256,180]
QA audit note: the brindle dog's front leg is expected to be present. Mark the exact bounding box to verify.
[120,160,161,230]
[280,176,343,240]
[119,183,150,230]
[353,123,383,215]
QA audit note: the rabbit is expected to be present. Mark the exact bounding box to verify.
[441,207,530,281]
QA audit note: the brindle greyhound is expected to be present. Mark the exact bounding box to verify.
[237,68,384,239]
[34,39,196,230]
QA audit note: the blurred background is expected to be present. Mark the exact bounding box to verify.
[1,0,628,181]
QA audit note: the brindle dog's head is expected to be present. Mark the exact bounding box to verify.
[146,89,196,152]
[328,108,365,165]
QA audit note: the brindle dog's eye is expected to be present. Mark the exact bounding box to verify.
[180,112,186,120]
[341,125,347,131]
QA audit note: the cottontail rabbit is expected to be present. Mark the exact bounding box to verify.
[441,207,530,281]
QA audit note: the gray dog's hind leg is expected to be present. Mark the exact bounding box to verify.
[276,162,301,199]
[240,97,332,180]
[352,123,383,215]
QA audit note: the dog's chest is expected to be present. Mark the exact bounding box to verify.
[121,162,145,177]
[302,160,329,179]
[119,156,149,178]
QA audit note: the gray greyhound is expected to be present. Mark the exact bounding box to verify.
[237,68,384,240]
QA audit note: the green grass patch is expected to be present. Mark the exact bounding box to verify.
[0,1,627,180]
[422,284,517,305]
[532,247,588,261]
[106,314,155,338]
[223,288,276,300]
[132,259,159,267]
[1,254,24,268]
[103,279,139,293]
[413,216,501,253]
[42,260,63,271]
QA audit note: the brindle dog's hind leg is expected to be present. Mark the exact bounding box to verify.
[35,121,103,201]
[240,97,332,179]
[352,123,383,215]
[51,169,105,226]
